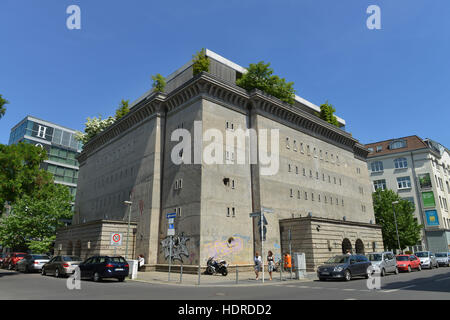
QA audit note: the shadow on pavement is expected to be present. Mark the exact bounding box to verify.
[0,271,21,278]
[381,269,450,293]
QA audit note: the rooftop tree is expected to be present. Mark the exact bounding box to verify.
[0,94,9,119]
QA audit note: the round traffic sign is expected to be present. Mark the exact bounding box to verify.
[112,233,121,243]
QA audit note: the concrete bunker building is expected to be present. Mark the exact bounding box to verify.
[55,50,383,271]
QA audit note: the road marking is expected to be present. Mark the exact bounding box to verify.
[434,277,450,281]
[344,298,357,300]
[383,285,416,293]
[343,289,357,291]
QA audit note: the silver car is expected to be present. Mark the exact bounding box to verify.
[367,252,398,276]
[16,254,50,273]
[435,252,450,267]
[415,251,438,269]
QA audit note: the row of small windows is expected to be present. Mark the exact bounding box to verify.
[289,188,345,206]
[93,166,135,189]
[226,207,236,217]
[285,137,340,165]
[368,140,407,153]
[373,177,412,191]
[287,164,342,185]
[371,158,408,172]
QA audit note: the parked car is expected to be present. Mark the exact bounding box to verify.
[41,255,82,277]
[435,252,450,267]
[2,252,27,270]
[396,254,422,272]
[78,256,129,282]
[367,252,398,276]
[317,254,371,281]
[16,254,50,273]
[415,251,438,269]
[0,253,6,266]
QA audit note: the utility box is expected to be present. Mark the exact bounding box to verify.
[293,252,306,279]
[127,259,139,280]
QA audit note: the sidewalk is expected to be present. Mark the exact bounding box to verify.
[131,270,317,287]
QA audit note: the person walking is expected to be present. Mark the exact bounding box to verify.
[267,251,275,281]
[254,252,262,280]
[138,254,145,271]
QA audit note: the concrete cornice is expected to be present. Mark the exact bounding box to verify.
[280,216,382,229]
[77,72,367,163]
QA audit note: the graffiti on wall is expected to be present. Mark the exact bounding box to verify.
[203,235,249,259]
[161,232,190,262]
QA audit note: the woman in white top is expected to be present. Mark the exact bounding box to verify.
[254,252,262,280]
[138,254,145,270]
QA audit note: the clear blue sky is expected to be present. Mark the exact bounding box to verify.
[1,0,449,147]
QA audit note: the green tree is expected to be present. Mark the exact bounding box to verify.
[75,115,116,144]
[372,189,423,250]
[0,184,73,252]
[317,101,339,127]
[236,61,295,104]
[115,99,130,120]
[0,143,53,215]
[0,94,9,119]
[192,48,210,76]
[151,73,166,92]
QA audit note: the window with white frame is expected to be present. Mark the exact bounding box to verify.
[394,158,408,169]
[390,140,406,150]
[371,161,384,172]
[373,179,386,191]
[397,176,412,189]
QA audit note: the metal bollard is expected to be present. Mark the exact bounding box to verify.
[180,264,183,283]
[198,264,201,285]
[236,265,238,284]
[280,262,283,281]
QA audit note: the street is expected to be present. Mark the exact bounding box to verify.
[1,267,449,300]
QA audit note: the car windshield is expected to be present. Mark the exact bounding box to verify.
[435,253,447,257]
[31,255,49,259]
[108,257,127,263]
[368,254,382,261]
[325,256,349,264]
[396,256,409,261]
[415,252,429,257]
[64,256,81,261]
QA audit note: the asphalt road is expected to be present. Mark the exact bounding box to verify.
[1,266,449,300]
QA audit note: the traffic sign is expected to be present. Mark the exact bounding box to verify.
[167,212,176,219]
[168,224,174,229]
[168,218,174,224]
[110,233,122,246]
[167,228,175,236]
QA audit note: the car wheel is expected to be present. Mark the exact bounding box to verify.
[436,263,439,269]
[344,270,351,281]
[55,268,60,278]
[93,272,102,282]
[394,267,399,275]
[380,268,386,277]
[407,265,412,273]
[319,277,326,281]
[41,268,46,276]
[8,263,13,270]
[118,276,125,282]
[418,264,422,271]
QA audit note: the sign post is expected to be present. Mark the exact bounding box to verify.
[249,207,273,283]
[166,212,176,282]
[110,232,122,256]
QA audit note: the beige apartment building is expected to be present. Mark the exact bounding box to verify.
[55,50,382,271]
[365,136,450,252]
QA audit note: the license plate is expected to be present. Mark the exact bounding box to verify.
[321,272,330,275]
[115,268,124,271]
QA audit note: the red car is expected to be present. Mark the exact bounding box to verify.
[396,254,422,272]
[2,252,27,270]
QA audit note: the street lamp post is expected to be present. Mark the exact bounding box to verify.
[124,200,132,259]
[392,201,402,254]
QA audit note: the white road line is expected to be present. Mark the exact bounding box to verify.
[342,289,357,291]
[383,285,416,293]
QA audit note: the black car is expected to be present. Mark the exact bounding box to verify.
[317,254,371,281]
[78,256,129,282]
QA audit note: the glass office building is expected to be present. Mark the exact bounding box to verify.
[8,116,82,200]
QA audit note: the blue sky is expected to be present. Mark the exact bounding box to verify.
[1,0,449,147]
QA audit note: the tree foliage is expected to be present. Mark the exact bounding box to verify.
[236,61,295,104]
[192,49,210,76]
[115,99,130,120]
[0,184,73,253]
[0,143,53,215]
[75,115,116,144]
[317,101,339,127]
[0,94,9,119]
[151,73,166,92]
[372,189,423,250]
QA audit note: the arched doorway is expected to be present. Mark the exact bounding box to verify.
[355,239,365,254]
[67,241,73,255]
[74,240,81,257]
[342,238,352,254]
